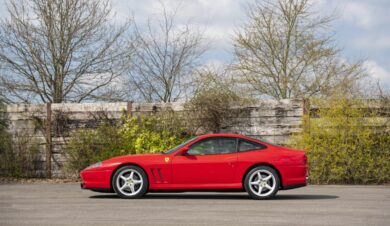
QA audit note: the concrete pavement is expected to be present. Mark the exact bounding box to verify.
[0,183,389,225]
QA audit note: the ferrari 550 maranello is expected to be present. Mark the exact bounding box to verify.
[80,133,308,199]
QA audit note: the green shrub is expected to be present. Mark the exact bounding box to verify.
[65,124,126,173]
[0,102,40,177]
[289,99,390,184]
[0,102,12,175]
[1,132,40,177]
[65,114,191,173]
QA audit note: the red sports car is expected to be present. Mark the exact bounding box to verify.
[80,133,308,199]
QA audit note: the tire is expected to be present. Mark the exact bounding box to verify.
[244,166,280,200]
[112,165,148,199]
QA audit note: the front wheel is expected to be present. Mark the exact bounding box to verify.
[244,166,280,200]
[112,165,148,199]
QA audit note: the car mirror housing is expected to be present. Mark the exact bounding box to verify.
[180,146,189,155]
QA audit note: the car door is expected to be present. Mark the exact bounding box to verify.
[172,137,238,184]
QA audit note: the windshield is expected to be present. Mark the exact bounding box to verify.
[163,137,198,154]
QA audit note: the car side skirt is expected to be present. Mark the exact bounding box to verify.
[149,183,243,190]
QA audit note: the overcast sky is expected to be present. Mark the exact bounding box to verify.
[1,0,389,90]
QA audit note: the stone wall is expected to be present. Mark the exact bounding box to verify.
[2,99,305,177]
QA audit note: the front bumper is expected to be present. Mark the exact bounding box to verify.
[80,168,112,190]
[81,182,113,193]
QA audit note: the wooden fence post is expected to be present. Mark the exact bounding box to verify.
[46,103,52,178]
[302,98,310,116]
[302,98,311,133]
[127,101,133,117]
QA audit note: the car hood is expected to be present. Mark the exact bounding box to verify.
[103,153,164,164]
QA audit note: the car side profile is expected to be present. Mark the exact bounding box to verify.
[80,133,308,199]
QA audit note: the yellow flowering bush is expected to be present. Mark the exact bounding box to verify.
[66,114,191,173]
[289,99,390,184]
[120,116,189,154]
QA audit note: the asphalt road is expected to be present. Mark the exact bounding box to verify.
[0,183,389,226]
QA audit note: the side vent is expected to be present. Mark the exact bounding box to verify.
[151,168,166,183]
[157,168,164,182]
[150,168,158,183]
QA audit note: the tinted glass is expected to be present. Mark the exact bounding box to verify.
[239,139,267,152]
[187,138,237,155]
[164,137,198,154]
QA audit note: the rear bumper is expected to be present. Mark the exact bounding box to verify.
[279,164,307,187]
[281,174,308,190]
[282,183,306,190]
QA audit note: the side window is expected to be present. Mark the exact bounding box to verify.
[187,138,237,155]
[239,139,267,152]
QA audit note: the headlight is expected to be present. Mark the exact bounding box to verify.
[86,162,102,169]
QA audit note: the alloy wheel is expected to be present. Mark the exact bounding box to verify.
[248,169,276,197]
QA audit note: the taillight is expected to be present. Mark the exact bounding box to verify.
[303,153,309,179]
[303,154,307,165]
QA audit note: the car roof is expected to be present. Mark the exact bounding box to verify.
[198,133,250,139]
[195,133,274,147]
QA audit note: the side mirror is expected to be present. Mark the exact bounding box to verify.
[179,146,189,156]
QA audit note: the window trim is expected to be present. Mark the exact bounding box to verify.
[238,138,267,153]
[186,137,239,156]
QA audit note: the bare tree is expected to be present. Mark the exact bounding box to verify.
[191,66,238,97]
[185,67,252,133]
[127,3,207,103]
[233,0,366,99]
[0,0,130,103]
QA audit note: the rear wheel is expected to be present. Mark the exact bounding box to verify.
[112,165,148,199]
[244,166,280,200]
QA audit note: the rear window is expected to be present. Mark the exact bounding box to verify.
[239,139,267,152]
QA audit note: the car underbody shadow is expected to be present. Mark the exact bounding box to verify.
[89,193,338,200]
[273,194,339,200]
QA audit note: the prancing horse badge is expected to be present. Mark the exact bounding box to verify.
[164,157,170,163]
